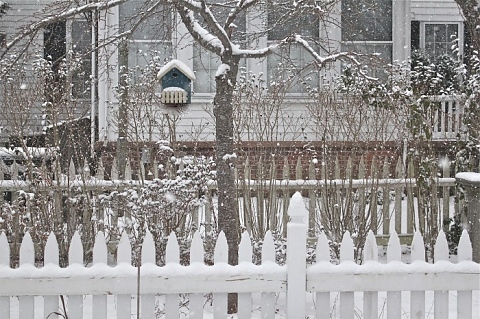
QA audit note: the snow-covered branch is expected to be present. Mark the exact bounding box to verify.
[176,8,225,55]
[174,0,233,54]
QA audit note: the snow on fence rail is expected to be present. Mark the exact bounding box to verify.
[0,193,478,319]
[0,154,463,244]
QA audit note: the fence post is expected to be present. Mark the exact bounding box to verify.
[286,192,307,319]
[455,173,480,262]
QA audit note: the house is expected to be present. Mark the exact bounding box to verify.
[0,0,467,170]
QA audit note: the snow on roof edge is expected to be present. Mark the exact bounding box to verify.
[157,60,196,81]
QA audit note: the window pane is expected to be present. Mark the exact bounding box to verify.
[434,25,447,42]
[267,44,319,93]
[72,20,92,99]
[119,0,171,41]
[342,0,392,42]
[341,43,392,78]
[268,5,319,40]
[193,44,220,93]
[423,23,459,59]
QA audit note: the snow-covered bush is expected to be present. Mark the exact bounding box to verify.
[99,157,212,265]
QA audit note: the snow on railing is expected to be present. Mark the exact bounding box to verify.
[0,192,478,319]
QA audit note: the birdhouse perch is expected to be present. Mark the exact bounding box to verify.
[157,60,195,106]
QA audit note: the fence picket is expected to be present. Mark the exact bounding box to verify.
[189,231,204,319]
[394,157,403,235]
[0,232,10,318]
[261,231,276,319]
[44,233,59,319]
[141,231,156,319]
[93,232,108,319]
[287,192,307,319]
[238,232,252,319]
[165,232,180,318]
[19,232,34,319]
[387,231,402,319]
[116,232,132,319]
[243,157,252,236]
[281,157,290,237]
[68,232,83,319]
[457,230,473,319]
[363,231,378,319]
[410,231,425,319]
[315,232,330,319]
[406,158,415,234]
[442,160,450,231]
[213,232,228,318]
[433,230,449,319]
[339,232,354,319]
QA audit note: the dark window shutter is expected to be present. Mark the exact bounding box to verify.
[411,20,420,52]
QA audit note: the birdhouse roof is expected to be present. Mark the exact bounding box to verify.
[157,60,196,81]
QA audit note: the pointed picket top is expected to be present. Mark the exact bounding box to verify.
[387,230,401,262]
[457,230,472,261]
[383,158,390,178]
[117,232,132,264]
[0,231,10,266]
[334,157,341,179]
[395,156,404,178]
[166,232,180,264]
[295,157,302,179]
[44,232,59,265]
[11,161,19,180]
[20,232,34,265]
[287,192,307,222]
[244,157,251,180]
[239,231,252,263]
[0,159,4,180]
[282,157,290,180]
[346,156,354,180]
[69,231,83,265]
[359,156,366,178]
[190,231,204,263]
[124,160,132,180]
[363,231,378,262]
[141,231,156,265]
[93,232,108,264]
[262,231,276,263]
[111,158,119,180]
[340,231,354,263]
[316,232,330,263]
[370,156,378,179]
[153,159,159,179]
[96,158,105,180]
[434,230,449,262]
[69,158,76,180]
[410,231,425,262]
[214,231,228,263]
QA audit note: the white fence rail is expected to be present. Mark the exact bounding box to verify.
[0,192,478,319]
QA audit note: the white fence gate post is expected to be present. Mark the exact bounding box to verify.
[286,192,307,319]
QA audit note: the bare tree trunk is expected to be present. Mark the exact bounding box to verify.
[213,56,240,313]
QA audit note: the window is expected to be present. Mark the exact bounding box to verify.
[267,6,320,93]
[70,20,92,100]
[423,23,460,59]
[191,0,247,93]
[44,20,92,101]
[193,44,220,94]
[341,0,393,76]
[119,0,173,79]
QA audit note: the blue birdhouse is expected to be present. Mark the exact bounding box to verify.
[157,60,195,106]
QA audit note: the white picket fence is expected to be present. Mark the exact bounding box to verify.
[0,192,478,319]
